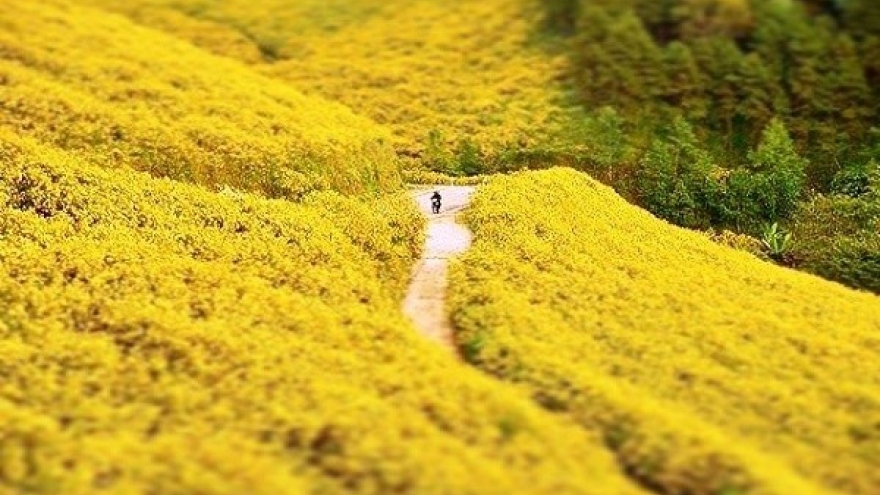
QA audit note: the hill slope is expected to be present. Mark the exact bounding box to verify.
[0,0,400,197]
[0,132,656,495]
[450,169,880,495]
[77,0,571,170]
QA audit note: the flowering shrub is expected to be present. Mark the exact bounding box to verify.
[450,168,880,495]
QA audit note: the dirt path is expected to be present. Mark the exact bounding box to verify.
[403,186,476,353]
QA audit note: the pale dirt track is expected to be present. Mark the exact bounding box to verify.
[403,186,476,353]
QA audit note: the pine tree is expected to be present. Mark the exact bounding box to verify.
[827,34,874,140]
[636,117,716,227]
[842,0,880,38]
[859,36,880,97]
[786,15,835,143]
[736,53,787,145]
[690,38,743,149]
[751,1,793,84]
[572,7,616,107]
[601,11,667,108]
[662,41,707,121]
[747,118,808,220]
[673,0,755,41]
[588,107,628,183]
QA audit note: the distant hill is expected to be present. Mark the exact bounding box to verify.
[0,0,401,197]
[77,0,573,173]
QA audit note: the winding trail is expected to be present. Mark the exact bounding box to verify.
[403,186,476,353]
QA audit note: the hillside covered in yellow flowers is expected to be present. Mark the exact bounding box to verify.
[78,0,573,169]
[451,169,880,495]
[1,130,666,495]
[2,0,880,494]
[0,0,401,198]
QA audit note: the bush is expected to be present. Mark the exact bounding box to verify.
[831,159,879,198]
[635,117,718,228]
[790,193,880,293]
[807,237,880,293]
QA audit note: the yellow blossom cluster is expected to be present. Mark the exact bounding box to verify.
[78,0,571,163]
[0,0,401,198]
[449,168,880,495]
[0,135,653,495]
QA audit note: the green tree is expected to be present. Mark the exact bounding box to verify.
[454,138,483,176]
[842,0,880,38]
[736,53,787,147]
[861,36,880,95]
[673,0,755,41]
[691,38,744,150]
[827,34,874,142]
[662,41,707,121]
[600,11,667,109]
[831,159,880,198]
[424,129,455,174]
[572,7,616,106]
[636,117,716,227]
[786,15,836,143]
[543,0,580,35]
[746,118,808,220]
[587,107,629,183]
[751,1,795,83]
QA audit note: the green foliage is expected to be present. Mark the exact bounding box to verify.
[586,107,630,182]
[554,0,879,198]
[736,53,787,144]
[831,160,879,198]
[542,0,579,35]
[816,238,880,293]
[746,119,808,218]
[573,9,666,110]
[636,117,716,228]
[761,222,793,261]
[661,42,707,121]
[424,128,456,174]
[842,0,880,38]
[455,139,483,177]
[790,192,880,293]
[828,35,874,139]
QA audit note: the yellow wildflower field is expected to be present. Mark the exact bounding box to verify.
[0,134,652,494]
[0,0,400,197]
[78,0,570,163]
[450,168,880,495]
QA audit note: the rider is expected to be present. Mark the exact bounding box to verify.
[431,191,442,214]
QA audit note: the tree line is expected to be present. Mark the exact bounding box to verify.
[540,0,880,290]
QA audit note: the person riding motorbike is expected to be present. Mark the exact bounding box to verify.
[431,191,442,214]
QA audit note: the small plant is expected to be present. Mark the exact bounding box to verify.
[461,331,487,363]
[761,222,793,264]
